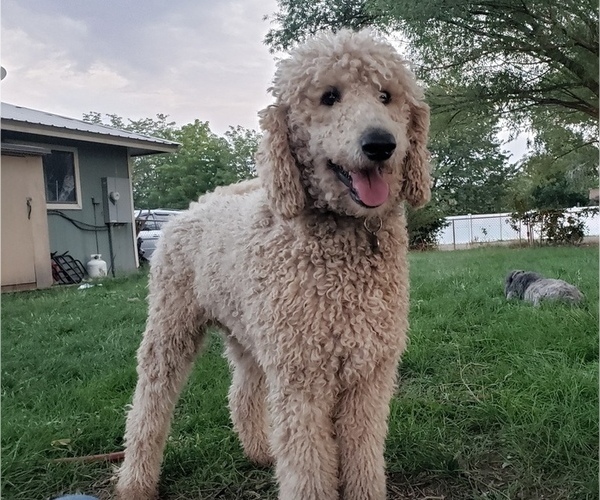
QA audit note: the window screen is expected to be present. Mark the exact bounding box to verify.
[43,150,78,204]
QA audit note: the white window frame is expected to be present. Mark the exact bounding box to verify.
[41,145,83,210]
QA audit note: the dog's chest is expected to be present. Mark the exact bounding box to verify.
[252,223,409,384]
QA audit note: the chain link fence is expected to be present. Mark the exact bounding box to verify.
[437,207,600,250]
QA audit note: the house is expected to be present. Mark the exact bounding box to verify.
[1,102,179,292]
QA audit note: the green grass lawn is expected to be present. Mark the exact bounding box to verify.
[2,246,598,500]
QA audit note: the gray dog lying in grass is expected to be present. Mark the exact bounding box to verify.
[504,270,584,306]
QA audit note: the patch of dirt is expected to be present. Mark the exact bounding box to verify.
[387,461,575,500]
[387,471,471,500]
[87,462,578,499]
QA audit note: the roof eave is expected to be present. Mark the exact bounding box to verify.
[1,142,52,156]
[1,120,180,155]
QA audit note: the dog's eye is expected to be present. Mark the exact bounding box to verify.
[379,91,391,104]
[321,88,341,106]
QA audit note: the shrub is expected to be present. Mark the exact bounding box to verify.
[406,203,449,250]
[508,207,598,245]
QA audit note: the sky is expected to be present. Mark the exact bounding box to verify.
[1,0,281,135]
[1,0,528,159]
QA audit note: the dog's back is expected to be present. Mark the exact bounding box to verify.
[189,178,262,209]
[524,278,584,306]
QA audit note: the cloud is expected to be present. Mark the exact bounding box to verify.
[1,0,280,134]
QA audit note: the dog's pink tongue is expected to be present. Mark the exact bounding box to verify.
[350,169,389,207]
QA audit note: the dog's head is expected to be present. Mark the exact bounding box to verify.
[504,270,522,298]
[504,270,543,299]
[256,29,431,219]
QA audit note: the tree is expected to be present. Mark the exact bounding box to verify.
[265,0,378,47]
[142,121,260,209]
[83,113,260,209]
[505,101,598,212]
[148,120,230,208]
[266,0,598,217]
[266,0,599,121]
[223,126,260,181]
[83,111,176,138]
[428,103,516,215]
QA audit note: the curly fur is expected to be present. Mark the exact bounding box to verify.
[504,270,584,306]
[116,29,431,500]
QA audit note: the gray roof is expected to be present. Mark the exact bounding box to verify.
[1,102,180,156]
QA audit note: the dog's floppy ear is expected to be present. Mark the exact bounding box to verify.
[505,270,517,288]
[401,99,431,208]
[506,270,520,284]
[256,104,305,219]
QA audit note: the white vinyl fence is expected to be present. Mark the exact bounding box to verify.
[437,207,600,250]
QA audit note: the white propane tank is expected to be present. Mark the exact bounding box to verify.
[87,254,108,278]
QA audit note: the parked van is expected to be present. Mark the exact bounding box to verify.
[134,209,182,261]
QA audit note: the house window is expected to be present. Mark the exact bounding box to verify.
[42,148,81,208]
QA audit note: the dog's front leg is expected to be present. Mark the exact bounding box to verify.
[116,275,206,500]
[268,377,339,500]
[335,360,398,500]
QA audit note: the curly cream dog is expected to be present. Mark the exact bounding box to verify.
[116,29,430,500]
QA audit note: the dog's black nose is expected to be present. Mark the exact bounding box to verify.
[360,128,396,161]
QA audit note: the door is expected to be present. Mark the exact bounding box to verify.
[1,155,52,290]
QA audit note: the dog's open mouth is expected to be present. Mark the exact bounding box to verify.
[328,160,390,208]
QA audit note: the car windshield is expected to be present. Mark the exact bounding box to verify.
[138,220,168,231]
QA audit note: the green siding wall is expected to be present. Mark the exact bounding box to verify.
[44,141,137,275]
